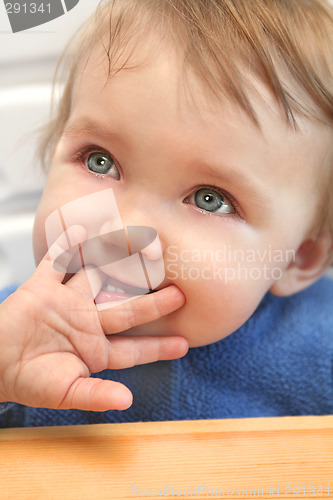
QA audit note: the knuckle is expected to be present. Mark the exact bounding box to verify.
[124,305,138,329]
[149,293,164,319]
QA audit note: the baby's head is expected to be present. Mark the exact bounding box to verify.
[34,0,333,347]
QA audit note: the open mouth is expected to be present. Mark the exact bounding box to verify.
[95,275,155,304]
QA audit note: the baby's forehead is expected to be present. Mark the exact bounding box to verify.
[73,37,305,137]
[74,31,330,143]
[63,0,333,137]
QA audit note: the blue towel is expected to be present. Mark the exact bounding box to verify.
[0,277,332,427]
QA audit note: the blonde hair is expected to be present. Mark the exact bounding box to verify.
[40,0,333,239]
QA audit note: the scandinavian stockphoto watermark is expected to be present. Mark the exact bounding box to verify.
[130,484,330,497]
[3,0,80,33]
[165,245,296,283]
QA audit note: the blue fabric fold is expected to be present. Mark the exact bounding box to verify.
[0,277,332,428]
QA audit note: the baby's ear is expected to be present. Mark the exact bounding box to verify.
[270,229,333,297]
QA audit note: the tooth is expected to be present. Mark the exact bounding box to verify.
[105,283,128,294]
[104,280,148,295]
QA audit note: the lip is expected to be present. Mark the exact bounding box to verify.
[102,275,152,295]
[95,275,158,305]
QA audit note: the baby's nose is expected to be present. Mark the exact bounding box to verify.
[98,222,162,261]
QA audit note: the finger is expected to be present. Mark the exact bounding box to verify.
[59,377,133,411]
[34,225,87,282]
[105,335,189,369]
[99,285,186,334]
[66,265,104,302]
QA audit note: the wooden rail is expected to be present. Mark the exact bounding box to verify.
[0,415,332,499]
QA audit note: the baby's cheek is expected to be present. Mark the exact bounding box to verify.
[178,277,268,347]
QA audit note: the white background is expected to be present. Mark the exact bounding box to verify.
[0,0,100,288]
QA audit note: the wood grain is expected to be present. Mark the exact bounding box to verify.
[0,415,332,500]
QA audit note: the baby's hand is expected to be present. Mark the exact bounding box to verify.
[0,229,187,412]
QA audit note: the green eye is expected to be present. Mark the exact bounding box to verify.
[191,188,235,214]
[87,152,120,179]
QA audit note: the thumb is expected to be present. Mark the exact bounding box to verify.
[59,377,133,411]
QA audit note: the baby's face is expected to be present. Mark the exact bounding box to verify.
[33,42,331,347]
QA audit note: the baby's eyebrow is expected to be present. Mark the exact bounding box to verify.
[62,118,113,141]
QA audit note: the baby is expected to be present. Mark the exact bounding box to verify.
[0,0,332,427]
